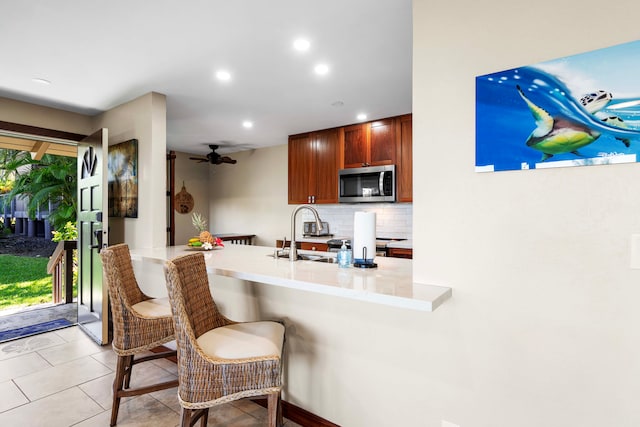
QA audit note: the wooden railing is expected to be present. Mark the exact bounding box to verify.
[47,240,77,304]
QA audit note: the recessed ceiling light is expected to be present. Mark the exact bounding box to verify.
[357,113,367,121]
[314,64,329,75]
[293,38,310,52]
[242,121,253,129]
[215,70,231,81]
[32,78,51,85]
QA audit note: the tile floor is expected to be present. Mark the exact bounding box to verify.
[0,326,302,427]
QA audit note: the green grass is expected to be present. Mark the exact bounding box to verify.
[0,254,52,311]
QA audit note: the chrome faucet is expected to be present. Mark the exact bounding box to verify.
[290,205,323,262]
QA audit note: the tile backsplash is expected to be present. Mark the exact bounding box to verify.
[301,204,412,239]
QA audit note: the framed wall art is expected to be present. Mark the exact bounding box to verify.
[476,40,640,172]
[108,139,138,218]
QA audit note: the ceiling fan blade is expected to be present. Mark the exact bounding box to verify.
[220,156,237,164]
[189,156,208,161]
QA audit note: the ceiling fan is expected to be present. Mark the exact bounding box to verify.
[189,144,237,165]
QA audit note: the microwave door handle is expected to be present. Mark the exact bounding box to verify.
[379,172,384,196]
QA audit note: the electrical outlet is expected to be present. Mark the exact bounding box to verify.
[442,421,459,427]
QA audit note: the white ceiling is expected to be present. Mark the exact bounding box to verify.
[0,1,412,156]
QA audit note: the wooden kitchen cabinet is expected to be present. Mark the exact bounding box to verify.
[300,242,329,251]
[396,114,413,202]
[275,240,329,252]
[387,247,413,259]
[342,119,396,168]
[288,128,339,204]
[370,118,396,166]
[290,113,412,203]
[342,123,368,168]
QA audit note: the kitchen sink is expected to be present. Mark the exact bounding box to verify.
[268,252,337,263]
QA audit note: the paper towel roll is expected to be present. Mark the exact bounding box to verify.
[353,211,376,262]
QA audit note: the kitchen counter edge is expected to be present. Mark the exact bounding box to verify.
[130,244,451,312]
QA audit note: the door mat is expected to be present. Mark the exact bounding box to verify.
[0,318,73,342]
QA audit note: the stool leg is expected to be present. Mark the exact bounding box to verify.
[200,408,209,427]
[123,355,134,389]
[180,408,192,427]
[111,355,128,426]
[268,391,283,427]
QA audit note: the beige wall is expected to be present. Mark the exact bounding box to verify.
[93,92,167,249]
[0,97,93,135]
[208,144,292,246]
[1,93,168,249]
[172,151,210,244]
[412,0,640,426]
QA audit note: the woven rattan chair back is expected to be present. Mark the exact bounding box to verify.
[102,243,176,353]
[164,252,284,427]
[100,244,178,426]
[165,251,229,338]
[100,244,147,352]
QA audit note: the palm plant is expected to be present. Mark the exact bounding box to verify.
[3,150,77,232]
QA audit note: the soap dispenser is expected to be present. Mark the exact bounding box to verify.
[338,240,351,268]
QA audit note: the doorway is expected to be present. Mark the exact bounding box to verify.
[0,123,85,342]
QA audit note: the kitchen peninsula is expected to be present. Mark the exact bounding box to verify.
[129,243,451,426]
[130,244,450,311]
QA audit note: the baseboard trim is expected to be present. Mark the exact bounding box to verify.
[251,397,341,427]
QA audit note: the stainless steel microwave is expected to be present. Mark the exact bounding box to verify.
[338,165,395,203]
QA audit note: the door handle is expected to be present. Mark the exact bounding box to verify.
[90,229,103,250]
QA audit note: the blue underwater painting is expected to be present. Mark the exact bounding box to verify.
[476,40,640,172]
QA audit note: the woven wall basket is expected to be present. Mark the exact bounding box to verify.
[175,183,195,214]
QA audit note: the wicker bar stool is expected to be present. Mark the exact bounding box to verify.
[100,244,179,426]
[164,252,285,427]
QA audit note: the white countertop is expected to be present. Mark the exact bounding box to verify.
[130,244,450,312]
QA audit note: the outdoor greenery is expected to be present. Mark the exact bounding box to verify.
[0,149,78,312]
[52,221,79,292]
[0,149,17,194]
[0,217,12,236]
[0,255,52,311]
[1,149,77,232]
[52,221,78,242]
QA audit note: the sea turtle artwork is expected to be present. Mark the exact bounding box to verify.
[579,90,631,148]
[476,40,640,172]
[517,85,601,161]
[516,86,633,161]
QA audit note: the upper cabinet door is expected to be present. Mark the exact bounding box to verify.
[342,123,368,168]
[369,118,396,166]
[287,130,340,204]
[288,133,314,204]
[396,114,413,202]
[313,128,339,204]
